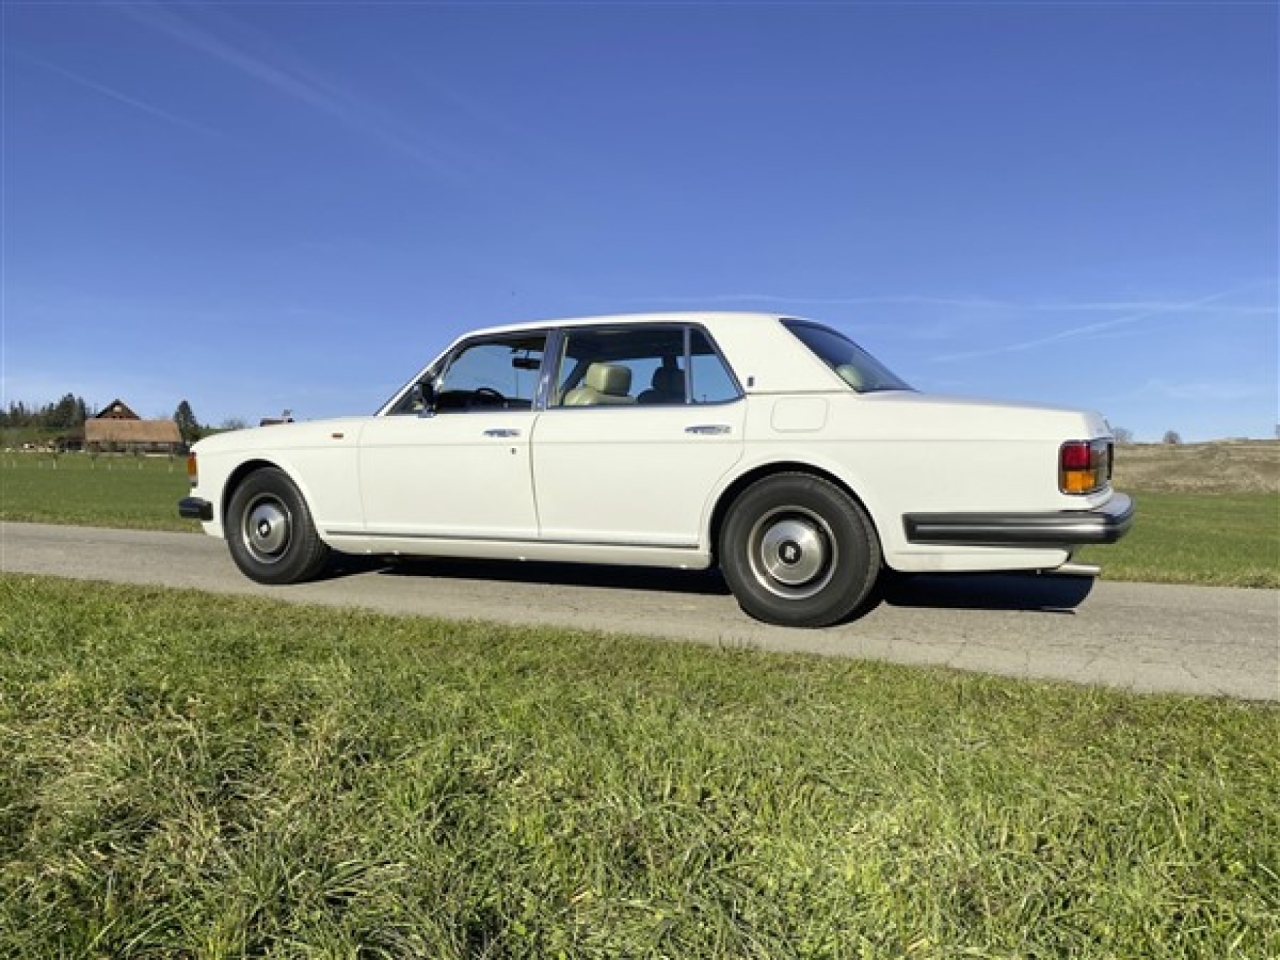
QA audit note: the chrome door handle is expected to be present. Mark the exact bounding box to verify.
[685,424,731,436]
[483,428,521,438]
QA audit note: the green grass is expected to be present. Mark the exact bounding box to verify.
[1,453,194,532]
[2,453,1277,588]
[1079,492,1279,589]
[2,575,1277,958]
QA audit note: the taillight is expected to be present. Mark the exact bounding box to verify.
[1059,439,1111,494]
[186,453,198,488]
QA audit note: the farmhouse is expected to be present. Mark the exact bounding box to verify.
[69,399,183,454]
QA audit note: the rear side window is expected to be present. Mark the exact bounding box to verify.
[554,325,742,407]
[782,320,913,393]
[687,329,740,404]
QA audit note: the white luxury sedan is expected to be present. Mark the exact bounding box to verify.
[180,312,1133,627]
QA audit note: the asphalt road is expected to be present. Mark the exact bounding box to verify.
[2,521,1276,701]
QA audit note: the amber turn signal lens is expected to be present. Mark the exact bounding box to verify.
[186,454,198,488]
[1061,469,1099,494]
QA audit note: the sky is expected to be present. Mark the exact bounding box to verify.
[3,1,1277,442]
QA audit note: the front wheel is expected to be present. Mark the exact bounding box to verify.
[225,467,330,584]
[719,474,881,628]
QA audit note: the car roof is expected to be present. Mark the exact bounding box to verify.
[432,311,845,396]
[457,311,797,339]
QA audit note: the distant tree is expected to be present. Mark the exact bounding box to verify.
[174,400,201,444]
[0,395,89,433]
[1162,430,1182,445]
[219,416,249,432]
[46,393,85,431]
[1112,426,1134,445]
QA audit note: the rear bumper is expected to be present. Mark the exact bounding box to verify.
[903,493,1134,547]
[178,497,214,522]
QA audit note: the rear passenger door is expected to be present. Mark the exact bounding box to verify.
[531,325,745,548]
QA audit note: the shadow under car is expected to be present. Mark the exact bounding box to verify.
[321,554,1095,617]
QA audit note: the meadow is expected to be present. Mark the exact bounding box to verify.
[1,444,1277,956]
[2,575,1277,958]
[1076,442,1278,587]
[0,451,193,531]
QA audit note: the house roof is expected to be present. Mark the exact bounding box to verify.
[95,399,141,420]
[83,418,181,445]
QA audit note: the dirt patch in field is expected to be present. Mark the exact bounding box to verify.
[1113,441,1279,494]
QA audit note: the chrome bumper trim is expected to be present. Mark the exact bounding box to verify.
[904,493,1134,547]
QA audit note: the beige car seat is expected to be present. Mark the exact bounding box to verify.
[562,362,636,406]
[637,366,686,404]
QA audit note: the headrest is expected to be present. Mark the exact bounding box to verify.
[835,364,865,389]
[585,362,632,395]
[651,367,684,394]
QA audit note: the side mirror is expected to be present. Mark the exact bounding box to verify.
[414,380,437,417]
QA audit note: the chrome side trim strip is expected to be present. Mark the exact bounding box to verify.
[324,530,701,551]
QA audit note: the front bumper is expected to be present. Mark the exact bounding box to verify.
[903,492,1135,547]
[178,496,214,522]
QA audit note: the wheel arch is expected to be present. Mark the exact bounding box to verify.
[220,458,332,584]
[708,461,881,566]
[221,458,293,527]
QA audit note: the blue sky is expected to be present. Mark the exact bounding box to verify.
[4,1,1276,441]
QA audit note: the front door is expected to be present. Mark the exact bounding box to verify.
[358,333,546,540]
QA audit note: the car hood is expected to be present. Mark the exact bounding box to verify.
[193,416,370,455]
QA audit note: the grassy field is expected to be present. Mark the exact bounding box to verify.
[0,452,194,531]
[1111,440,1278,495]
[1077,493,1277,588]
[2,575,1277,959]
[3,445,1276,587]
[1083,442,1278,587]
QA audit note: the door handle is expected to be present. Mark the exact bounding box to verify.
[685,424,731,436]
[483,428,521,438]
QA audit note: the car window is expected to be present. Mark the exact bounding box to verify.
[436,336,545,412]
[782,319,913,393]
[429,335,547,413]
[688,329,740,404]
[554,325,741,407]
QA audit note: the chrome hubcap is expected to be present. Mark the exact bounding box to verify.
[747,508,836,600]
[243,497,290,562]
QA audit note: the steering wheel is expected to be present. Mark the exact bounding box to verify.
[472,387,506,406]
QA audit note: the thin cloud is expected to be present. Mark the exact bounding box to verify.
[15,52,222,139]
[111,1,462,175]
[929,283,1277,364]
[1105,378,1272,404]
[623,293,1015,309]
[1041,300,1274,315]
[623,291,1275,315]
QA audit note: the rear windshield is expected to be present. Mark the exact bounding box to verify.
[782,320,913,393]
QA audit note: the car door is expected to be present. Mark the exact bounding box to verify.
[358,333,546,540]
[531,325,745,547]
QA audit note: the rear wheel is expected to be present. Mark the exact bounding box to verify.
[225,467,330,584]
[719,473,881,628]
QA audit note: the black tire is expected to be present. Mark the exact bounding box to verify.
[225,467,330,585]
[719,473,881,628]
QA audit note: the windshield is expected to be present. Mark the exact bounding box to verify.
[782,320,913,393]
